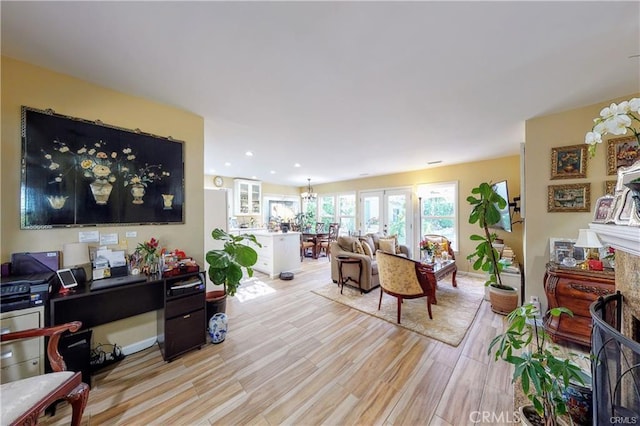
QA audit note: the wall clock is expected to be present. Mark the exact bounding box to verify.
[213,176,224,187]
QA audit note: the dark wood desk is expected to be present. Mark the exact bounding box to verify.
[49,275,164,328]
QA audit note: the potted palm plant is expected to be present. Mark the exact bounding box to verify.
[205,228,261,313]
[489,303,589,426]
[466,181,518,314]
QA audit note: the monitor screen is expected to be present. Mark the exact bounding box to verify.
[491,180,513,233]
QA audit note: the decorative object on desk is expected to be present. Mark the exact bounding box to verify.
[208,312,228,344]
[206,228,261,297]
[489,304,589,426]
[549,238,584,265]
[574,229,603,270]
[135,237,160,275]
[593,195,615,223]
[547,183,591,213]
[584,97,639,159]
[466,181,517,315]
[20,106,185,229]
[550,144,587,180]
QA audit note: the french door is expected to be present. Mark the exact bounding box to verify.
[360,189,413,246]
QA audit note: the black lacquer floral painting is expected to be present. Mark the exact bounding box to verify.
[21,107,185,228]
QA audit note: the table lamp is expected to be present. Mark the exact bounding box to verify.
[62,242,91,283]
[573,229,603,270]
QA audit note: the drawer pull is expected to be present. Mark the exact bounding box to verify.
[183,314,191,319]
[1,351,13,360]
[1,328,11,335]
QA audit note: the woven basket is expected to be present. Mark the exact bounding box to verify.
[489,285,519,315]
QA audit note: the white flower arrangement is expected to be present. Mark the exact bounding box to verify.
[585,98,640,157]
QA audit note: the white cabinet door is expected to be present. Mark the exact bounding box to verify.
[234,179,262,216]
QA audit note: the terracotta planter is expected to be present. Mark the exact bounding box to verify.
[489,284,518,315]
[206,290,227,319]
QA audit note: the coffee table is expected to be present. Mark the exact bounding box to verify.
[421,260,457,304]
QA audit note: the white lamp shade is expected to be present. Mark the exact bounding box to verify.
[62,242,90,267]
[574,229,603,249]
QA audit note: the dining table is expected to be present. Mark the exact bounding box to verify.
[301,232,329,258]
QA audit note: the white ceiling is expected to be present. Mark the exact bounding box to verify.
[2,1,639,187]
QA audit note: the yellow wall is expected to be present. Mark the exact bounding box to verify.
[309,155,524,272]
[524,92,640,310]
[1,57,205,347]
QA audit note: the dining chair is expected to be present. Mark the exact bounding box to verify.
[318,222,340,259]
[315,222,326,233]
[0,321,90,426]
[300,233,316,260]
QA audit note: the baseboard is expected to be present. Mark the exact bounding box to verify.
[121,337,157,356]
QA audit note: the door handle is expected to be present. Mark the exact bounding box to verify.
[1,351,13,360]
[183,314,191,319]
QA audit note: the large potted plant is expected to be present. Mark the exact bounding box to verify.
[205,228,261,313]
[489,303,589,426]
[466,181,518,314]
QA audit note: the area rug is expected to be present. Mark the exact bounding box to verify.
[312,274,485,346]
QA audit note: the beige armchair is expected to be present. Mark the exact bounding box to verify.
[0,321,90,426]
[330,233,411,292]
[376,250,434,323]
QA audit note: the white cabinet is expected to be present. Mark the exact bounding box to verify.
[1,306,45,382]
[251,232,302,278]
[234,179,262,216]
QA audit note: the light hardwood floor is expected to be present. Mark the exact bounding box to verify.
[42,258,519,426]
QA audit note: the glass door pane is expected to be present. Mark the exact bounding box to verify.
[362,192,382,234]
[385,191,410,246]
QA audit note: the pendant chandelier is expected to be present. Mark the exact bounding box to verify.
[301,178,317,201]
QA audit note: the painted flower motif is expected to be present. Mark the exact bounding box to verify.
[585,98,640,157]
[123,164,169,187]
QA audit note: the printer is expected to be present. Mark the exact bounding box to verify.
[0,252,57,313]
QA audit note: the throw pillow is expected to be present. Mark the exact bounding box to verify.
[361,241,374,258]
[379,238,397,254]
[386,234,400,251]
[361,235,376,251]
[337,236,358,252]
[353,239,365,254]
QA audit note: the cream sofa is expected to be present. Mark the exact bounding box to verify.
[330,233,411,292]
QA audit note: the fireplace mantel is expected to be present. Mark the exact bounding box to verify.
[589,223,640,256]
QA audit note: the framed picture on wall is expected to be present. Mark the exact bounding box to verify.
[604,180,617,195]
[21,106,185,228]
[550,144,587,180]
[607,135,639,175]
[547,183,591,212]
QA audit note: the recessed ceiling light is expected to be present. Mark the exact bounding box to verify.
[245,151,253,157]
[270,170,276,174]
[294,163,301,168]
[224,162,231,167]
[251,175,257,180]
[427,160,442,165]
[359,173,369,177]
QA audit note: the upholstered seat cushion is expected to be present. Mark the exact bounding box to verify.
[1,371,75,425]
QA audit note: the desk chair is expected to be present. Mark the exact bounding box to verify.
[0,321,90,426]
[376,250,433,323]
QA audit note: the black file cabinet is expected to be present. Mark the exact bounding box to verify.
[157,272,206,361]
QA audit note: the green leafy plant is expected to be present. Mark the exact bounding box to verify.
[205,228,261,296]
[488,304,589,425]
[294,211,314,232]
[466,182,508,288]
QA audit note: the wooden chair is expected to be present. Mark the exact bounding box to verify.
[315,222,326,233]
[317,223,340,260]
[0,321,90,426]
[300,233,316,260]
[376,250,434,323]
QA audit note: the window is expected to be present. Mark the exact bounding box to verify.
[318,195,335,229]
[304,193,355,235]
[418,181,458,251]
[337,193,356,235]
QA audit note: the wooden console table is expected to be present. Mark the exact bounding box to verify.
[543,263,615,347]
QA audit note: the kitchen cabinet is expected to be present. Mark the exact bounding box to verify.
[544,262,615,347]
[0,306,45,382]
[251,231,302,278]
[234,179,261,215]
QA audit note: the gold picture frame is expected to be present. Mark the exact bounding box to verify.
[550,144,587,179]
[606,135,639,175]
[547,183,591,212]
[604,180,617,195]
